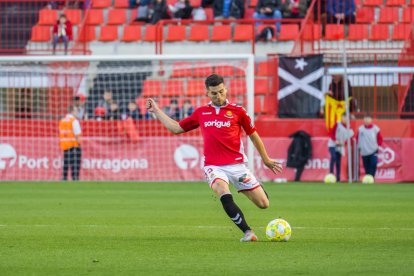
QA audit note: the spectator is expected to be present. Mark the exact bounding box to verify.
[149,0,171,24]
[52,14,72,55]
[73,94,86,120]
[169,0,193,19]
[328,75,356,113]
[254,0,282,35]
[193,7,207,20]
[214,0,245,20]
[181,99,194,118]
[280,0,307,19]
[94,107,106,121]
[163,98,181,120]
[133,0,151,22]
[201,0,214,7]
[357,114,383,179]
[327,113,354,182]
[126,101,143,120]
[255,26,275,42]
[98,91,113,114]
[106,102,121,120]
[327,0,355,24]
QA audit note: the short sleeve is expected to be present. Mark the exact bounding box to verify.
[239,108,256,135]
[179,110,199,132]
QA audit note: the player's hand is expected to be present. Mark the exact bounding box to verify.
[264,159,283,174]
[146,98,159,113]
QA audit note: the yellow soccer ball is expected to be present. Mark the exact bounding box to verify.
[362,174,375,184]
[324,173,337,184]
[266,219,292,242]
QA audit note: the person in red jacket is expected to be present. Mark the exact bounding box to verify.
[52,14,72,55]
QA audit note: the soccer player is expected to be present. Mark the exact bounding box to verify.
[357,114,383,179]
[147,74,282,242]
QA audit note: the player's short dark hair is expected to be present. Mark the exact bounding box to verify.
[364,113,372,119]
[205,74,224,89]
[68,105,76,113]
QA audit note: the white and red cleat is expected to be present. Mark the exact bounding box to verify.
[240,230,258,242]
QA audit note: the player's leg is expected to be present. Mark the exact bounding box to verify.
[362,155,370,175]
[205,166,256,241]
[329,147,336,174]
[371,153,378,178]
[241,186,269,209]
[72,147,81,181]
[69,147,76,181]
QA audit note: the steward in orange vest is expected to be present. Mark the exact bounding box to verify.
[59,106,82,181]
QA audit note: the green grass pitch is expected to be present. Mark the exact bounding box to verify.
[0,182,413,275]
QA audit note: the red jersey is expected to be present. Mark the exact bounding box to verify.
[179,101,256,166]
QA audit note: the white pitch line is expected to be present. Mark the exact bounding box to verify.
[0,225,413,231]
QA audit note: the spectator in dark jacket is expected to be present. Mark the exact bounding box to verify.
[214,0,245,19]
[169,0,193,19]
[254,0,282,34]
[149,0,171,24]
[327,0,355,24]
[106,102,121,121]
[126,101,143,120]
[163,98,181,120]
[280,0,307,19]
[52,14,72,55]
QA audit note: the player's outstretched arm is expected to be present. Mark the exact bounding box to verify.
[146,98,185,134]
[249,131,283,174]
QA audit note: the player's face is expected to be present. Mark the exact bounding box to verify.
[207,83,227,106]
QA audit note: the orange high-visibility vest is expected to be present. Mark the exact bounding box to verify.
[59,115,80,151]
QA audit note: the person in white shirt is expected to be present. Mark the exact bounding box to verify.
[357,114,383,178]
[327,113,354,181]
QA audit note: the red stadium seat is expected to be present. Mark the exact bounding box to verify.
[411,0,414,6]
[215,66,236,77]
[190,0,201,7]
[38,9,58,25]
[386,0,406,6]
[363,0,383,6]
[233,25,254,41]
[187,80,206,96]
[164,80,184,97]
[402,8,414,23]
[92,0,111,8]
[142,80,163,97]
[205,8,214,20]
[347,24,369,40]
[303,24,322,40]
[99,25,118,42]
[356,8,375,23]
[229,79,246,95]
[193,62,214,77]
[64,9,82,25]
[392,24,411,40]
[144,25,157,42]
[121,25,141,42]
[254,78,269,95]
[254,95,263,113]
[31,25,51,42]
[77,26,96,42]
[107,9,127,25]
[114,0,129,8]
[325,24,345,40]
[378,7,399,24]
[166,25,186,42]
[85,9,104,25]
[189,25,209,41]
[256,60,276,76]
[171,62,192,78]
[369,25,390,40]
[278,24,299,41]
[211,25,231,41]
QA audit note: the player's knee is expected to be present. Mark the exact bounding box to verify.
[211,180,230,196]
[258,198,270,209]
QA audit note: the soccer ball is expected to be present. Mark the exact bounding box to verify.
[266,219,292,242]
[362,174,375,184]
[324,173,337,184]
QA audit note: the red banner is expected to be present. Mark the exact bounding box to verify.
[0,137,413,182]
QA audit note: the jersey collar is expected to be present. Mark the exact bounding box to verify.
[208,99,229,108]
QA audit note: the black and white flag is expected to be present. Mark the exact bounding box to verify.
[278,55,324,118]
